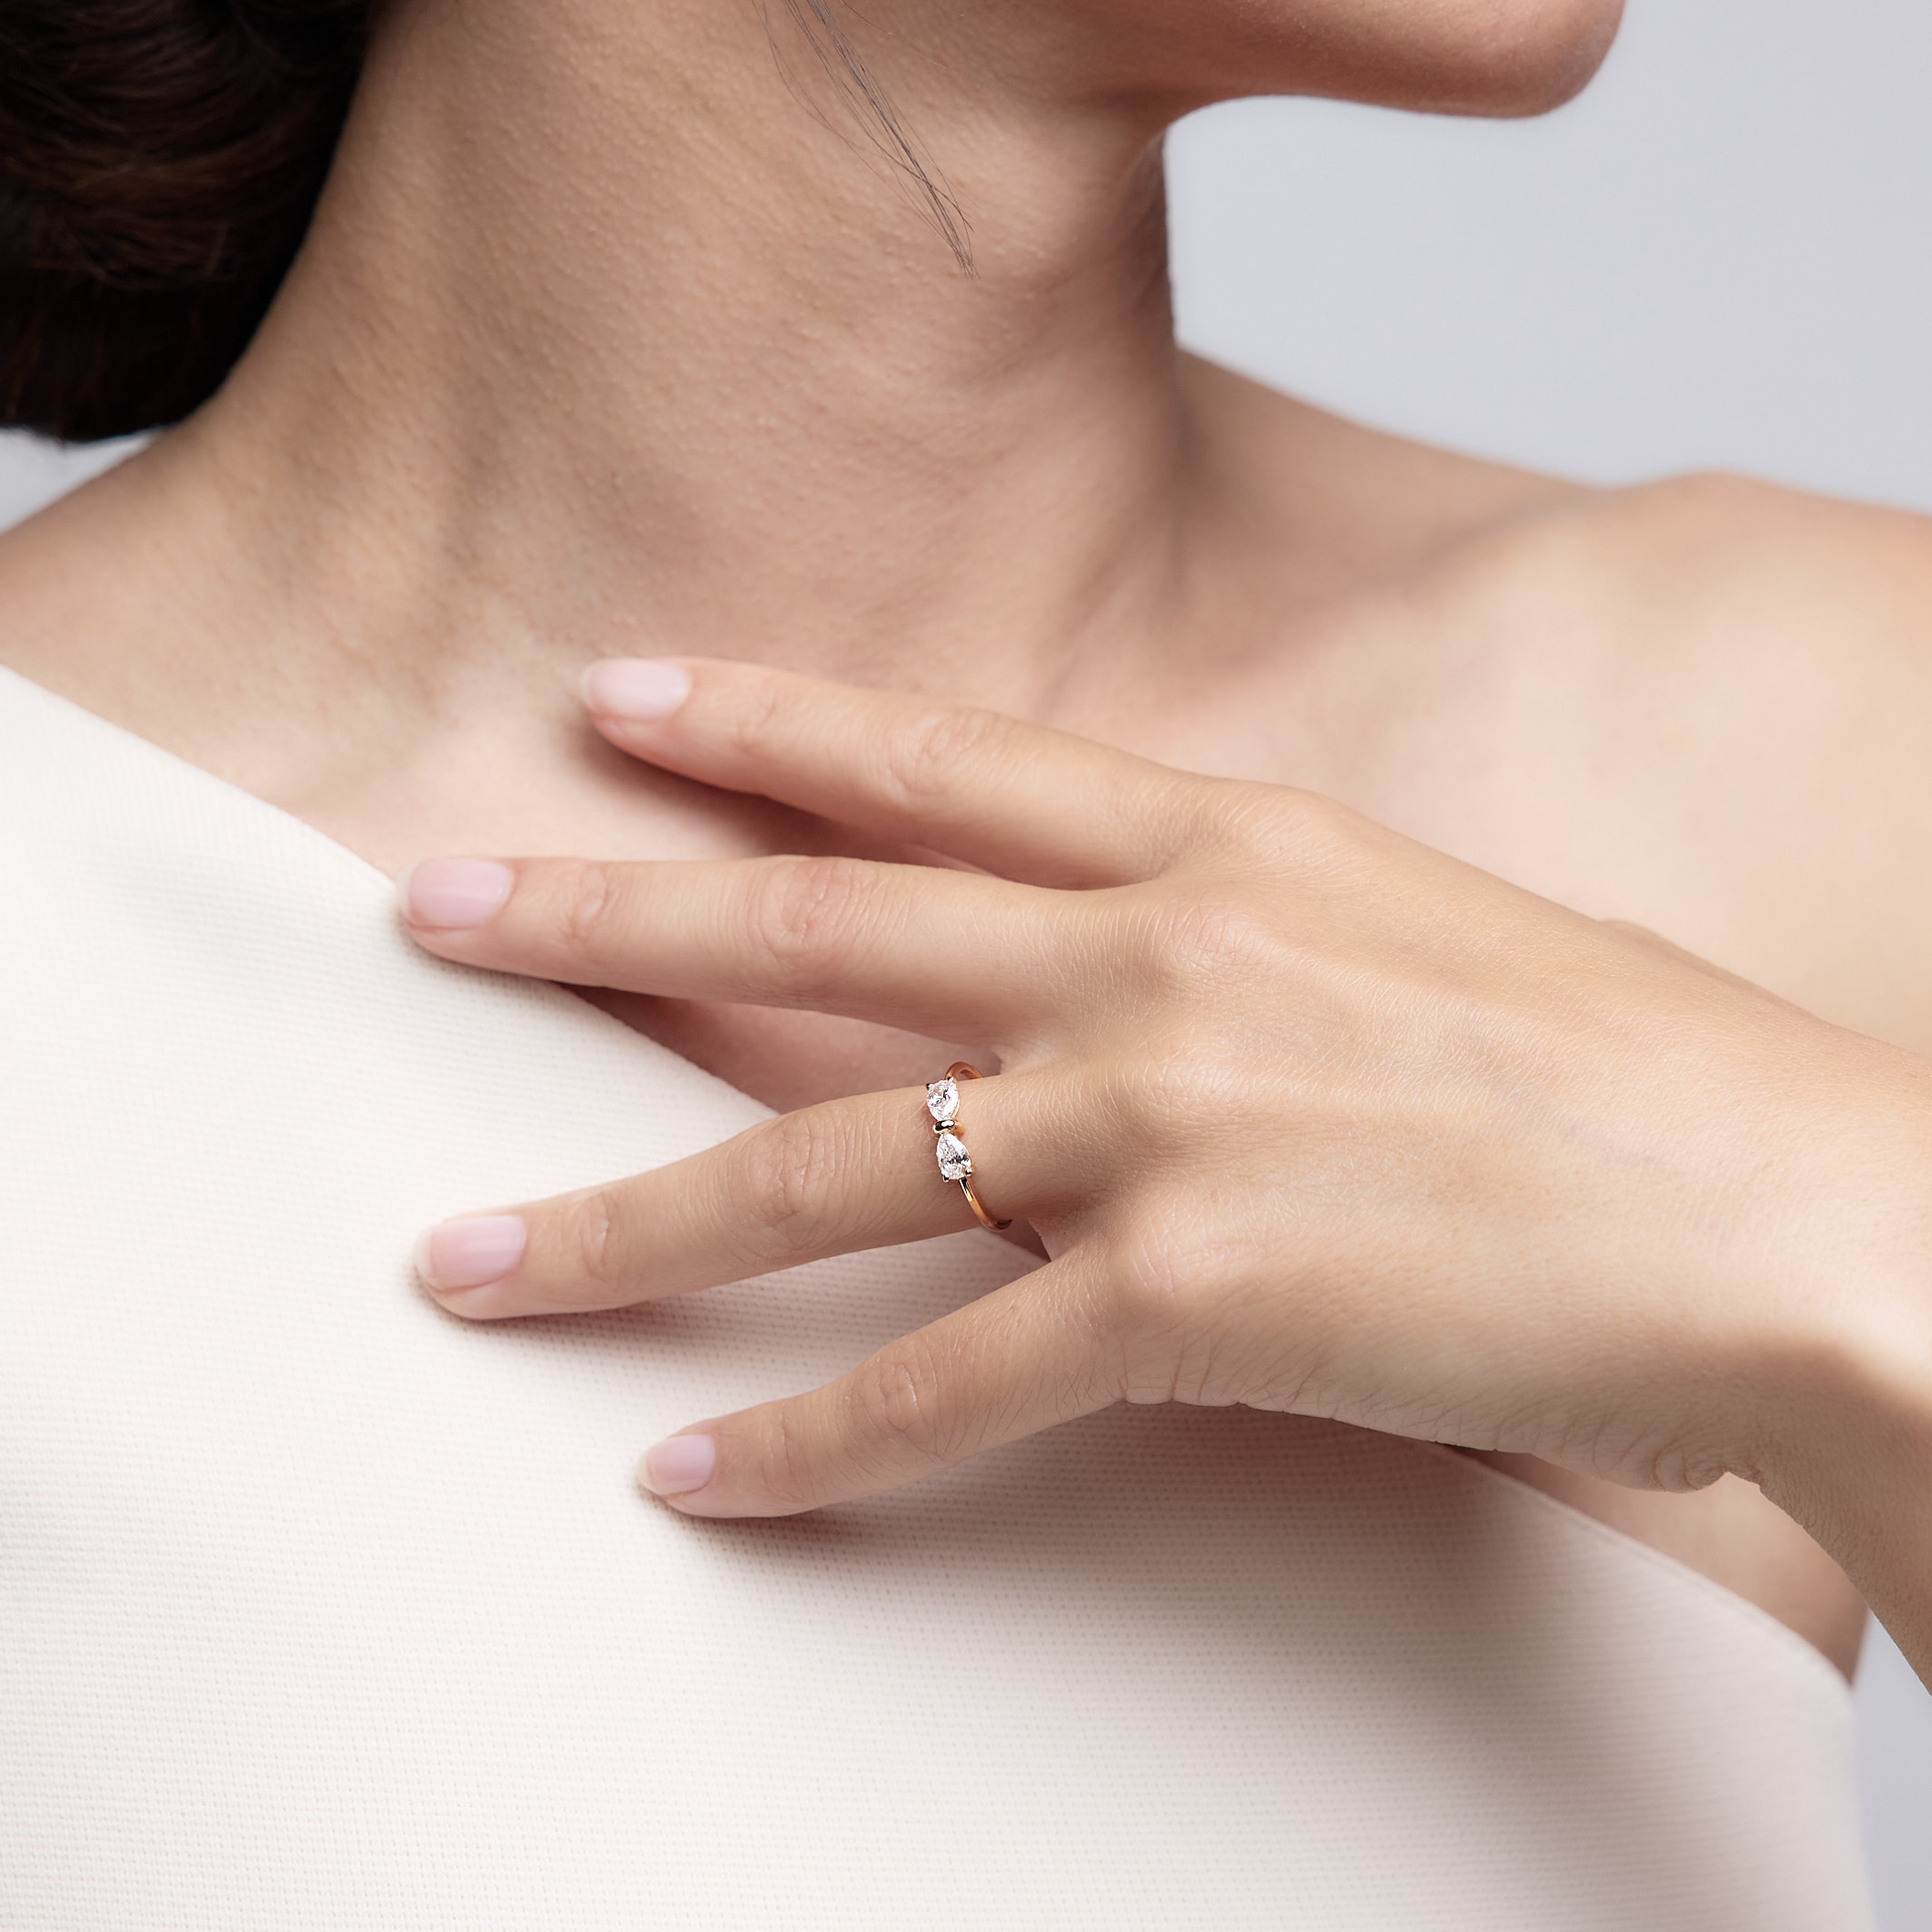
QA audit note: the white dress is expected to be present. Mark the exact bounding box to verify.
[0,665,1871,1929]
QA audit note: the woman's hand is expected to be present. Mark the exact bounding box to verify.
[398,658,1932,1589]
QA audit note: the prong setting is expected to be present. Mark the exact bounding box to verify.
[934,1131,973,1181]
[920,1062,1011,1231]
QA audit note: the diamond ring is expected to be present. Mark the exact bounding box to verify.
[924,1062,1012,1232]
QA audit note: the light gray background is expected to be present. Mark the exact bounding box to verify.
[2,0,1928,1917]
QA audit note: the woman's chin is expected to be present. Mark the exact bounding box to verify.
[1189,0,1627,121]
[1437,0,1628,118]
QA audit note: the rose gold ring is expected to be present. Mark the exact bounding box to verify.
[923,1061,1012,1232]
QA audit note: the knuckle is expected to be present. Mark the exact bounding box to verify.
[1210,779,1351,874]
[522,1186,632,1311]
[1135,1046,1252,1134]
[1600,917,1685,963]
[1160,776,1366,885]
[729,1109,849,1264]
[1081,1032,1256,1166]
[877,702,1010,820]
[568,1187,622,1288]
[749,1403,824,1513]
[1166,775,1297,866]
[746,855,875,986]
[1170,774,1259,857]
[1102,1208,1195,1338]
[1097,1216,1249,1405]
[718,671,794,767]
[845,1336,952,1467]
[551,862,625,970]
[1279,788,1377,885]
[1132,889,1284,995]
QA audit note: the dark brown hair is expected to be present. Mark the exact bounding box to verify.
[0,1,368,443]
[0,1,962,445]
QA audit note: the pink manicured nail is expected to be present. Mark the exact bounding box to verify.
[399,859,513,929]
[414,1215,527,1293]
[638,1434,717,1497]
[581,658,692,722]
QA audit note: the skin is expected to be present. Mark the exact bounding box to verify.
[402,661,1932,1704]
[1,0,1927,1681]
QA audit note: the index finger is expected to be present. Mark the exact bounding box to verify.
[580,657,1213,889]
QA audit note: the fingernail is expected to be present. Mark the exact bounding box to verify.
[399,859,513,929]
[414,1215,527,1293]
[581,658,692,722]
[637,1434,717,1497]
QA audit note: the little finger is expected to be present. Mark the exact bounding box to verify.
[635,1261,1115,1515]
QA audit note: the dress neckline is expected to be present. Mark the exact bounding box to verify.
[0,657,786,1122]
[0,658,1855,1701]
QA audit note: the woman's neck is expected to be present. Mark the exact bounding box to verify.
[234,3,1195,691]
[1,0,1270,857]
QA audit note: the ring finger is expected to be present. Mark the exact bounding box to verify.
[413,1072,1091,1318]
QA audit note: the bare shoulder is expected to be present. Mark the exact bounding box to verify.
[1178,353,1584,572]
[1462,474,1932,1053]
[1535,471,1932,675]
[1180,363,1928,1050]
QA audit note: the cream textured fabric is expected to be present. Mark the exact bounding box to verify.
[0,665,1871,1930]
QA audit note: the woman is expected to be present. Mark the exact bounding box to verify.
[1,0,1922,1922]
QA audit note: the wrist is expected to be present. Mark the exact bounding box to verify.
[1756,1338,1932,1687]
[1742,1043,1932,1680]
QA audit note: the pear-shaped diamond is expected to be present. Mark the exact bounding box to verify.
[925,1078,959,1124]
[934,1131,972,1180]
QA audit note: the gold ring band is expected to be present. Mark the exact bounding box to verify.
[924,1061,1012,1232]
